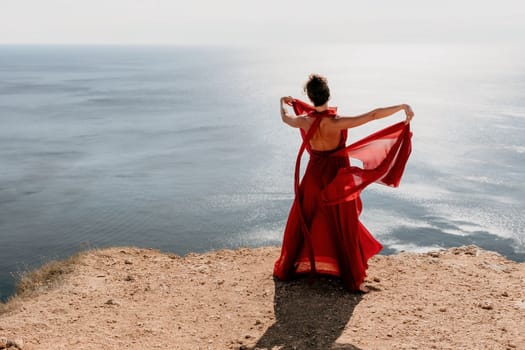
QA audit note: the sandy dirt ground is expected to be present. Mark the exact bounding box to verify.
[0,245,524,350]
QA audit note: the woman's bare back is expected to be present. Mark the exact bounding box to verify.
[302,117,342,151]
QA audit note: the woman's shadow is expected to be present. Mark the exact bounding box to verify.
[252,276,364,350]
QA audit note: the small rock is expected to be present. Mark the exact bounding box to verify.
[255,319,262,325]
[438,307,447,312]
[479,301,493,310]
[124,275,135,282]
[465,246,477,255]
[501,291,509,297]
[3,338,24,350]
[124,259,133,265]
[105,299,119,306]
[373,277,381,282]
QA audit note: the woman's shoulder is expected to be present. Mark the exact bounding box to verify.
[320,115,341,124]
[300,113,316,121]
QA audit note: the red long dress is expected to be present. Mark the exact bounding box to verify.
[273,99,412,291]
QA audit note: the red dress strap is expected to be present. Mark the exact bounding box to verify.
[290,100,338,276]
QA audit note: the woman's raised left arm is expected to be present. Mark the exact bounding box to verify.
[280,96,309,128]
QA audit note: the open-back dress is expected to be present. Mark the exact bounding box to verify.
[273,99,413,291]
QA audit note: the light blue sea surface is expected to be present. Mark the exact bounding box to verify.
[1,44,524,301]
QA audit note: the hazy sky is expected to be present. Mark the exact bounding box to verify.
[1,0,524,45]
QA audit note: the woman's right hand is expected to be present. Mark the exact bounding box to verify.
[403,104,414,124]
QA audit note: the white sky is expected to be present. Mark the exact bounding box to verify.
[1,0,524,45]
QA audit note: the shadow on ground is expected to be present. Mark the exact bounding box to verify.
[252,276,363,350]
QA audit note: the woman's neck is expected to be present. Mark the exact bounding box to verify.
[314,103,328,112]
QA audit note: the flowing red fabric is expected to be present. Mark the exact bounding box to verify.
[273,99,412,291]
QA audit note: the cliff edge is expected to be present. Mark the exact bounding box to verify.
[0,245,524,349]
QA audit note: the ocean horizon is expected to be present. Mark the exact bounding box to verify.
[1,43,524,301]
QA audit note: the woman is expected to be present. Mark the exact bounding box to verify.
[273,74,414,293]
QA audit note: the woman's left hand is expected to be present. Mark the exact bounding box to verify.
[281,96,295,106]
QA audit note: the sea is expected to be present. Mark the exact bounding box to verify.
[1,44,524,302]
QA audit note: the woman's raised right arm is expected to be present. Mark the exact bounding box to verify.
[329,104,414,130]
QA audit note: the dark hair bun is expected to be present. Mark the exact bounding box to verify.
[304,74,330,107]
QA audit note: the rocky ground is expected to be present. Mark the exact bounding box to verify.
[0,245,524,349]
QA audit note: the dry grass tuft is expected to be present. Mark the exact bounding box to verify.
[15,252,85,295]
[0,251,87,315]
[0,301,10,314]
